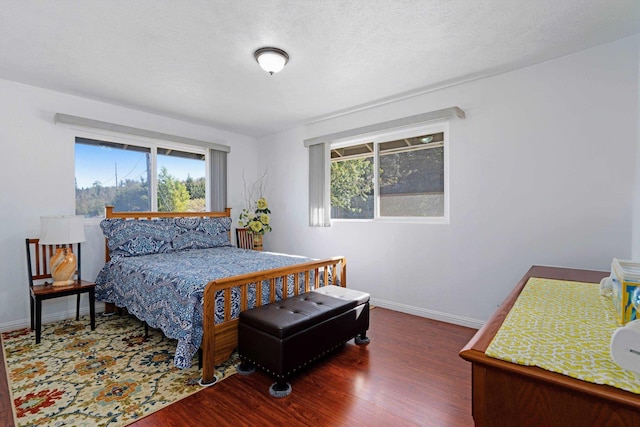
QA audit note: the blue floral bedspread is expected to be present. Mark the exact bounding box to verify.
[95,247,312,369]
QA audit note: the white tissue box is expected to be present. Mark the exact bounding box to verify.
[611,319,640,375]
[611,259,640,326]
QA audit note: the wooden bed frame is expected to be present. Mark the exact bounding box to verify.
[103,206,347,384]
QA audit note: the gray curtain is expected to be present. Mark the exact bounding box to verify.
[209,148,227,211]
[308,142,331,227]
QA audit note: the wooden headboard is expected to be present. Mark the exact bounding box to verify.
[105,206,231,219]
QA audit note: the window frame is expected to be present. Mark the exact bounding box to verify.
[330,122,450,224]
[72,127,210,223]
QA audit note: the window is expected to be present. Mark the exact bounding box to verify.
[330,125,447,221]
[157,148,206,212]
[75,136,207,217]
[330,143,374,219]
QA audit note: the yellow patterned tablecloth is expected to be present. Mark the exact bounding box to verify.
[486,277,640,394]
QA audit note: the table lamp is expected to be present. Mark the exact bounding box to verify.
[39,215,86,286]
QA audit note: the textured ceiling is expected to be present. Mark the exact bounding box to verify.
[1,1,639,137]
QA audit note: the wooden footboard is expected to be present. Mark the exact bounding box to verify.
[200,256,346,384]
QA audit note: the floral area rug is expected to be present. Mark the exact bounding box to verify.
[2,314,239,426]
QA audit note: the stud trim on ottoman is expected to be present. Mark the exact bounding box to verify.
[238,286,370,397]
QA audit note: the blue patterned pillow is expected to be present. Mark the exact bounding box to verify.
[100,218,177,259]
[172,217,232,251]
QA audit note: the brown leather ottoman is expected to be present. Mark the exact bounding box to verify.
[238,286,370,397]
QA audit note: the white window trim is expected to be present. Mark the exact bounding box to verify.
[71,126,209,222]
[330,121,450,224]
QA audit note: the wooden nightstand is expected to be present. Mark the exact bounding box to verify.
[30,280,96,343]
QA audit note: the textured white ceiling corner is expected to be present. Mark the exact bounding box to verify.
[0,0,639,137]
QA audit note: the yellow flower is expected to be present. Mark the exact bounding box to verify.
[249,221,263,233]
[256,198,268,210]
[239,197,272,233]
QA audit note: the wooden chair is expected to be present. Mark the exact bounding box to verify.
[26,238,96,343]
[236,228,254,250]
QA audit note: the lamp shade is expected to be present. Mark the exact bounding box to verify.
[254,47,289,75]
[40,215,86,245]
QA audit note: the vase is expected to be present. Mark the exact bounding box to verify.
[50,247,77,287]
[252,233,263,251]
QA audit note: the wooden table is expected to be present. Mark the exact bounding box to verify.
[459,266,640,427]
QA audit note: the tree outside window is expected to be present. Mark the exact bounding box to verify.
[330,130,446,220]
[75,137,206,216]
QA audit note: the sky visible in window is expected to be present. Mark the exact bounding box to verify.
[75,144,204,189]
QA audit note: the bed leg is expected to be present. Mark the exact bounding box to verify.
[198,375,218,387]
[102,302,116,316]
[200,352,217,386]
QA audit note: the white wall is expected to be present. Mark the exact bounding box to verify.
[0,79,258,330]
[259,36,640,326]
[1,35,637,332]
[632,38,640,259]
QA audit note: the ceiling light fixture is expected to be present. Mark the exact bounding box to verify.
[254,47,289,75]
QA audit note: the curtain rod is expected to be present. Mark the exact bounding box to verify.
[303,106,465,147]
[54,113,231,153]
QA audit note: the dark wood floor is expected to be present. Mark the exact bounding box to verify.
[1,308,477,427]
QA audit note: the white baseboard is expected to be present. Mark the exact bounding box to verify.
[370,297,485,330]
[2,300,484,333]
[0,303,106,333]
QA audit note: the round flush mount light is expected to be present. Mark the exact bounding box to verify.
[254,47,289,75]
